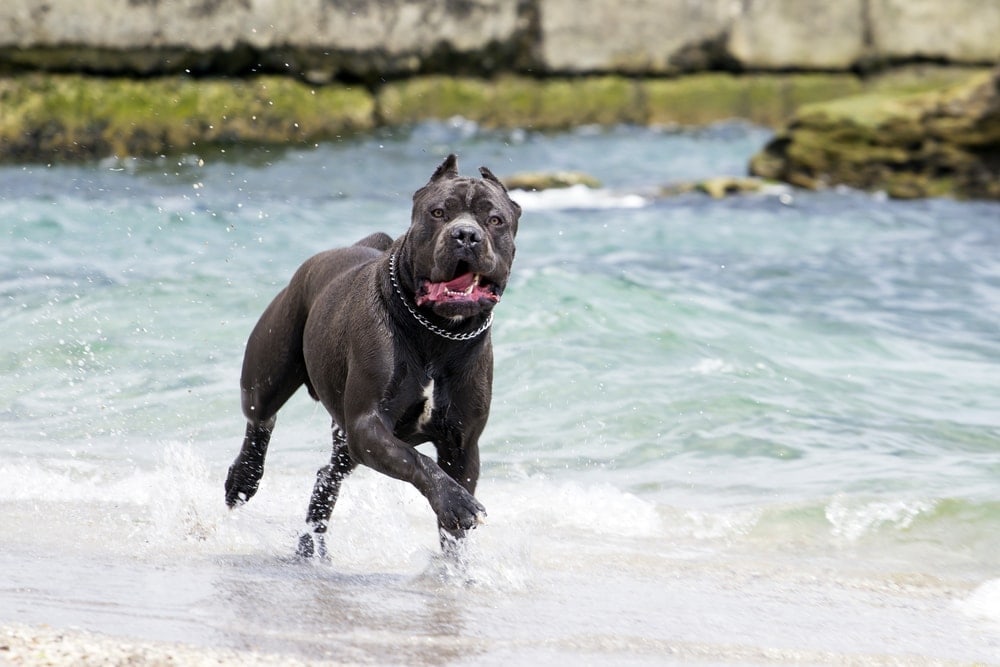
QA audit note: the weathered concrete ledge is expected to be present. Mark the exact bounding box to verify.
[1,0,998,80]
[0,0,528,82]
[0,68,983,163]
[750,67,1000,199]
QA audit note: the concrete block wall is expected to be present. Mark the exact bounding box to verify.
[1,0,997,78]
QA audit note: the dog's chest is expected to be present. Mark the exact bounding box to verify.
[418,378,436,430]
[389,369,451,442]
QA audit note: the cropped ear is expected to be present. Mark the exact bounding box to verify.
[480,166,522,216]
[478,166,508,192]
[430,154,459,182]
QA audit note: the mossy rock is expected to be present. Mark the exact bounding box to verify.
[376,76,492,126]
[660,176,768,198]
[502,170,602,191]
[377,73,870,130]
[695,176,768,198]
[532,77,645,128]
[0,74,374,161]
[642,73,866,127]
[376,75,645,129]
[750,68,1000,199]
[2,67,995,164]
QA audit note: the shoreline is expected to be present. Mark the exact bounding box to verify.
[0,624,346,667]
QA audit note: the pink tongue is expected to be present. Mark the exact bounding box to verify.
[443,272,476,291]
[417,272,478,305]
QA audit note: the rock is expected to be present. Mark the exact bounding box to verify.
[1,0,999,78]
[643,73,865,128]
[3,68,986,162]
[376,75,647,130]
[749,67,1000,199]
[0,75,374,161]
[539,0,1000,75]
[502,171,602,191]
[0,0,526,79]
[869,0,1000,65]
[727,0,866,70]
[696,176,768,199]
[536,0,734,74]
[660,177,768,198]
[376,72,926,132]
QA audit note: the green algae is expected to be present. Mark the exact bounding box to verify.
[750,69,1000,199]
[376,75,645,129]
[1,67,995,181]
[501,170,603,190]
[377,73,869,130]
[630,72,854,128]
[0,74,374,160]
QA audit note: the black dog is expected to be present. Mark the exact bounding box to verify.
[224,154,521,555]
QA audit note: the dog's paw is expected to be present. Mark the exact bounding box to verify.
[433,484,487,532]
[296,532,329,560]
[224,463,261,507]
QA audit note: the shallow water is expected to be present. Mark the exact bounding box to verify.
[2,122,1000,664]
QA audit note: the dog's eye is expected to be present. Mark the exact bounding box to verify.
[487,215,504,226]
[430,208,445,219]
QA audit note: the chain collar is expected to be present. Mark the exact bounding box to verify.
[388,253,493,342]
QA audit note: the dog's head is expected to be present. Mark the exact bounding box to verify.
[404,154,521,321]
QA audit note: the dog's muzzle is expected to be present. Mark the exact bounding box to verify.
[416,215,502,308]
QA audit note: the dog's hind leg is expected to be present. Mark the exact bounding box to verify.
[225,365,306,507]
[306,422,357,531]
[225,286,309,508]
[225,416,276,507]
[297,421,358,558]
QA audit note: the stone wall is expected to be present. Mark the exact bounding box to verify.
[1,0,998,80]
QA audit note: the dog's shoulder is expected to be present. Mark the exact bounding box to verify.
[289,242,384,311]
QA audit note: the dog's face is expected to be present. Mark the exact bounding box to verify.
[405,154,521,321]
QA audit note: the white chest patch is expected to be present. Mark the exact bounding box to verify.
[418,379,435,429]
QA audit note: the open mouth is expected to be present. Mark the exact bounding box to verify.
[416,263,500,306]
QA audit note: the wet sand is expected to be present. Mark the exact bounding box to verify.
[0,624,346,667]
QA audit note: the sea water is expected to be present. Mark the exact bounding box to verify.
[2,122,999,664]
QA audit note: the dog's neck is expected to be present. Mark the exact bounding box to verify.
[387,252,493,342]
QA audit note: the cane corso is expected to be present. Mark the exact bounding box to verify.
[224,154,521,556]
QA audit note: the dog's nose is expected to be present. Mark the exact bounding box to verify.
[451,224,482,249]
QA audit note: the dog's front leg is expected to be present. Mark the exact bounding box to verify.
[435,435,482,547]
[346,411,486,533]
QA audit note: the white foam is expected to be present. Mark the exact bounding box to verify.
[487,477,662,539]
[0,459,158,505]
[1,447,678,581]
[690,358,734,375]
[673,507,761,541]
[511,185,649,211]
[957,578,1000,627]
[825,494,935,542]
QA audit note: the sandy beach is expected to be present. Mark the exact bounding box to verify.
[0,624,349,667]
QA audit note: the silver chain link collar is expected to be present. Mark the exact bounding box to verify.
[388,253,493,342]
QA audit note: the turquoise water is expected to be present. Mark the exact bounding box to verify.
[2,123,1000,663]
